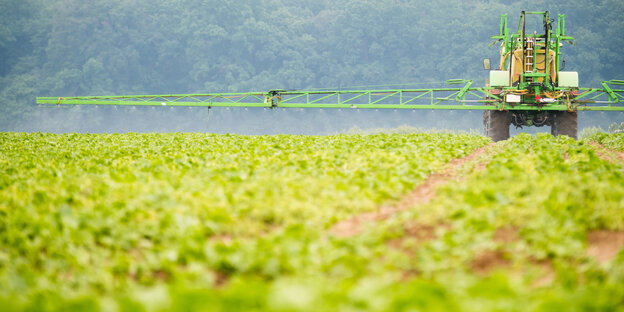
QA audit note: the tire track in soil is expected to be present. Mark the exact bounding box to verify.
[329,143,497,237]
[586,143,624,263]
[589,142,624,164]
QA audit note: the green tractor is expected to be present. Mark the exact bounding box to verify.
[485,11,599,141]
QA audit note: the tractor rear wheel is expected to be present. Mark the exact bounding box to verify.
[483,110,510,142]
[551,111,578,139]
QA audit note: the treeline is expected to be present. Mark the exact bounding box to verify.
[1,0,622,132]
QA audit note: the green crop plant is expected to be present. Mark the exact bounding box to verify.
[585,132,624,151]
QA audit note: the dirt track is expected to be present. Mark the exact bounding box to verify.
[329,143,496,237]
[331,140,624,269]
[590,142,624,164]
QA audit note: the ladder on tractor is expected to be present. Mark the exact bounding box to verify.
[524,38,534,80]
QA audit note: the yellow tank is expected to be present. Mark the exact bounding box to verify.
[502,41,556,85]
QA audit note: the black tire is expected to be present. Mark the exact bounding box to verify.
[483,110,510,142]
[551,111,578,139]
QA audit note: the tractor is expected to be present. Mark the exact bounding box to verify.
[484,11,581,141]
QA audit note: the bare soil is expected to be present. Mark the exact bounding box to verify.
[587,230,624,264]
[589,142,624,163]
[471,250,511,275]
[471,227,517,276]
[530,259,555,288]
[386,222,450,255]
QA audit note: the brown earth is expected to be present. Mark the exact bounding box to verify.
[589,142,624,163]
[470,228,624,280]
[403,222,440,242]
[471,227,517,276]
[474,229,555,286]
[387,223,558,285]
[329,144,495,237]
[386,222,450,255]
[587,230,624,264]
[471,250,511,275]
[530,259,555,288]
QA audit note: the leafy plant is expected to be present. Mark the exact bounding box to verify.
[608,122,624,133]
[584,132,624,151]
[579,126,603,139]
[1,132,623,311]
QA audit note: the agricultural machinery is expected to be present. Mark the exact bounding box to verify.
[37,11,623,141]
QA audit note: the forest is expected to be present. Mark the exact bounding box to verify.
[1,0,623,133]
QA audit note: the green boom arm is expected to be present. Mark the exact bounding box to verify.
[37,79,624,111]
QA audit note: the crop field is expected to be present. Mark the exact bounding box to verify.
[1,132,624,311]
